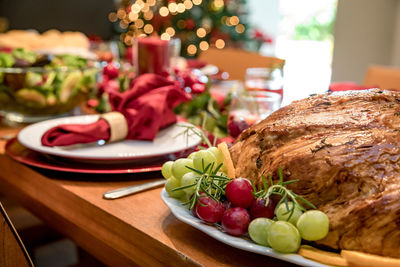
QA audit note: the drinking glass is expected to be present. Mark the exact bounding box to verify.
[245,67,284,100]
[228,91,281,138]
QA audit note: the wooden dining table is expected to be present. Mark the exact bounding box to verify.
[0,124,294,267]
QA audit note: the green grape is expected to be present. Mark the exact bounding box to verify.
[296,210,329,241]
[165,176,184,198]
[248,218,274,246]
[267,221,301,253]
[208,147,224,165]
[276,202,303,225]
[181,172,199,195]
[193,150,217,172]
[161,161,174,179]
[188,151,197,159]
[172,158,194,180]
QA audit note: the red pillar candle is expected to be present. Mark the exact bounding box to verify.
[136,37,171,76]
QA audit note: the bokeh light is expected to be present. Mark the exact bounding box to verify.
[129,12,139,21]
[199,41,209,51]
[159,6,169,17]
[215,39,225,49]
[177,3,186,13]
[230,16,239,25]
[168,2,178,13]
[187,44,197,55]
[108,12,118,22]
[235,24,245,33]
[184,0,193,9]
[196,28,206,38]
[143,24,154,34]
[135,19,144,28]
[166,27,176,37]
[193,0,202,5]
[161,32,171,40]
[143,10,154,20]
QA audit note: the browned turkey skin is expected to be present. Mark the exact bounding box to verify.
[230,89,400,257]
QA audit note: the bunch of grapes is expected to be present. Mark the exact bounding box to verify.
[162,144,329,254]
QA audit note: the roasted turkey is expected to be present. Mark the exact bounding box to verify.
[230,89,400,257]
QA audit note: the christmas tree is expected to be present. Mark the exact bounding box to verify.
[109,0,249,57]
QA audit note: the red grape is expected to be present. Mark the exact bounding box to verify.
[221,207,251,236]
[225,178,254,208]
[195,196,225,223]
[228,117,249,138]
[249,198,275,219]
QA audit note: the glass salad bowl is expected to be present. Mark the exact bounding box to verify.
[0,48,100,123]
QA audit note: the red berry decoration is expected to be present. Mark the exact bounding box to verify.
[225,178,254,208]
[221,207,251,236]
[249,198,275,219]
[195,196,225,223]
[103,63,119,79]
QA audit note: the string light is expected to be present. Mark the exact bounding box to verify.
[117,9,126,19]
[184,0,193,9]
[108,12,118,22]
[196,28,206,38]
[199,41,209,51]
[177,3,186,13]
[168,2,178,13]
[187,44,197,55]
[165,27,176,37]
[143,10,154,20]
[141,4,150,12]
[193,0,202,5]
[229,16,239,26]
[147,0,156,7]
[119,21,129,29]
[235,24,245,33]
[144,24,154,34]
[129,12,139,21]
[124,35,133,45]
[161,32,171,40]
[131,4,141,13]
[159,6,169,17]
[135,19,144,28]
[215,39,225,49]
[221,16,227,24]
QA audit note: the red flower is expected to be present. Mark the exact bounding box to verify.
[252,29,274,44]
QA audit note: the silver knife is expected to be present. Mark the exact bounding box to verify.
[103,179,166,200]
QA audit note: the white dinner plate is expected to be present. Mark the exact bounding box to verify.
[161,189,329,267]
[18,115,202,161]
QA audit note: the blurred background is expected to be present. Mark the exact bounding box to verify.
[1,0,399,105]
[1,0,400,266]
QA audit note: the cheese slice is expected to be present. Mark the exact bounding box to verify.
[217,142,235,179]
[341,250,400,267]
[298,245,348,267]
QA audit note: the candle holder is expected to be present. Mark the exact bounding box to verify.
[133,36,181,76]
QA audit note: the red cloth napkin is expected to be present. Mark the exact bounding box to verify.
[186,59,207,69]
[329,82,378,92]
[41,73,191,146]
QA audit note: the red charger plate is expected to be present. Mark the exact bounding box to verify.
[5,138,170,174]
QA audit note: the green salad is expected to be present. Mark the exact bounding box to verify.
[0,48,98,116]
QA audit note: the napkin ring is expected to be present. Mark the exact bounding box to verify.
[100,112,128,142]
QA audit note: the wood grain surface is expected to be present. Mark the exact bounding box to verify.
[0,126,294,267]
[0,202,32,267]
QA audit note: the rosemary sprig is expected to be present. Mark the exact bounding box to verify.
[177,123,213,148]
[172,161,231,210]
[254,167,316,220]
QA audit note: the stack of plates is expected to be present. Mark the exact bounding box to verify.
[7,115,202,174]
